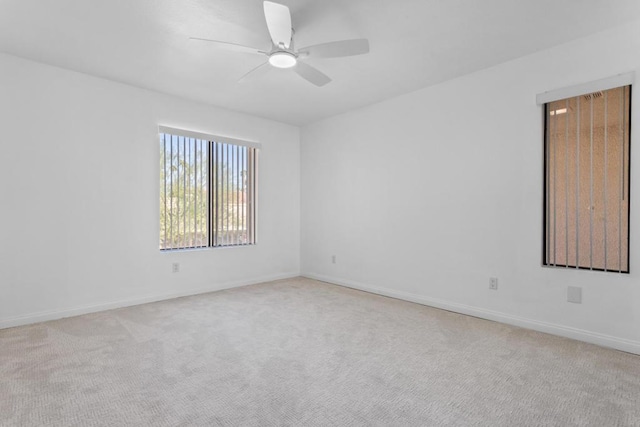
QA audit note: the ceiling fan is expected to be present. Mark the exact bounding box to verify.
[190,1,370,86]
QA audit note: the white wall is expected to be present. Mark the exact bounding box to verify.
[0,53,300,327]
[301,21,640,354]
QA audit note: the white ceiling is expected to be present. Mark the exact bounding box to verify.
[1,0,640,126]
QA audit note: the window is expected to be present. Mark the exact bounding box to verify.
[159,126,258,250]
[543,84,631,272]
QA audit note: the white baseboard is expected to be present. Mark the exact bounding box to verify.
[303,272,640,356]
[0,272,300,330]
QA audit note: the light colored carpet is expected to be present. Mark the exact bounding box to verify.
[1,277,639,426]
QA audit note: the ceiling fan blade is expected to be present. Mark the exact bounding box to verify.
[189,37,266,55]
[263,1,292,48]
[238,62,271,83]
[294,62,331,87]
[299,39,370,58]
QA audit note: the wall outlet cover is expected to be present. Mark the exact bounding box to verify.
[489,277,498,290]
[567,286,582,304]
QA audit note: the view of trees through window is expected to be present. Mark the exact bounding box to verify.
[159,132,256,250]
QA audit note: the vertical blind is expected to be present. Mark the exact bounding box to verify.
[159,129,258,250]
[544,85,630,272]
[211,140,257,247]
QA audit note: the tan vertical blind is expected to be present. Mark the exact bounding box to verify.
[544,85,630,272]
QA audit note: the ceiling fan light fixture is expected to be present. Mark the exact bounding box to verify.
[269,51,297,68]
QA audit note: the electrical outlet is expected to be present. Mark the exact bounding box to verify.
[172,262,180,273]
[567,286,582,304]
[331,255,336,264]
[489,277,498,290]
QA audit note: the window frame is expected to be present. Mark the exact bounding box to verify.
[541,84,632,273]
[158,126,260,251]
